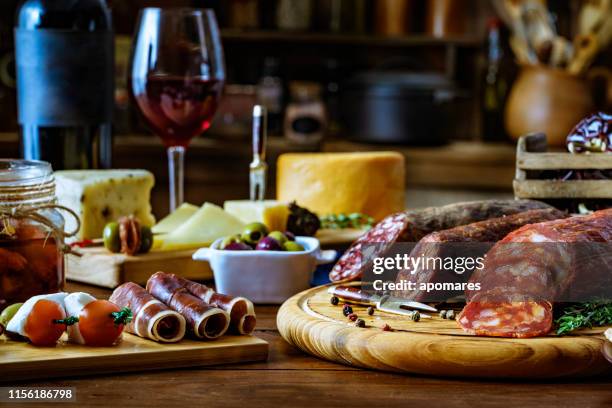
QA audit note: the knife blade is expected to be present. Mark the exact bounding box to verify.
[328,285,437,316]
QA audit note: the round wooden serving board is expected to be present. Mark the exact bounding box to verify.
[277,284,612,379]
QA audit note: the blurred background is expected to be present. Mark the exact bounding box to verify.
[0,0,610,217]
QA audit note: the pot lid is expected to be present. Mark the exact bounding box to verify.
[346,71,455,91]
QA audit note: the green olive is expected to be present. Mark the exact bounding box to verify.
[241,222,269,246]
[139,225,153,253]
[0,302,23,327]
[103,222,121,253]
[268,231,288,245]
[283,241,305,252]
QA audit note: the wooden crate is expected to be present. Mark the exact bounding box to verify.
[514,133,612,200]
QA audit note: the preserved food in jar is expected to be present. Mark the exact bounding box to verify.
[0,159,79,310]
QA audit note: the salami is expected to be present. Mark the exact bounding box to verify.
[459,209,612,338]
[146,272,230,340]
[457,289,553,338]
[169,275,256,335]
[329,199,553,282]
[109,282,186,343]
[395,208,567,302]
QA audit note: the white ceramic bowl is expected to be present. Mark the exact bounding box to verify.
[192,236,337,304]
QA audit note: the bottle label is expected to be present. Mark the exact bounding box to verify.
[15,29,114,126]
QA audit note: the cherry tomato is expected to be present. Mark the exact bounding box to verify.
[24,299,66,347]
[78,300,126,347]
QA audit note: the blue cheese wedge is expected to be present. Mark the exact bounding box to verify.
[55,170,156,240]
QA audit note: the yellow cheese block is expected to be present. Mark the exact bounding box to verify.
[157,203,246,251]
[223,200,290,232]
[152,203,199,235]
[277,152,405,221]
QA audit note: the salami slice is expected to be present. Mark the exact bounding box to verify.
[168,275,256,335]
[146,272,230,340]
[460,209,612,338]
[330,199,553,282]
[457,289,553,338]
[109,282,186,343]
[395,208,567,302]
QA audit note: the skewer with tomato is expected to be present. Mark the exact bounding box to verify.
[65,293,132,346]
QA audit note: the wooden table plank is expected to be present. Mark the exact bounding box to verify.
[3,282,610,408]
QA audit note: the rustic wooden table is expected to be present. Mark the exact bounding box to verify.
[6,282,611,408]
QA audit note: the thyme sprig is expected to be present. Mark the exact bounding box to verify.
[555,301,612,335]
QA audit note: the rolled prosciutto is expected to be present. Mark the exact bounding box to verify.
[110,282,186,343]
[459,209,612,338]
[175,276,256,335]
[146,272,230,340]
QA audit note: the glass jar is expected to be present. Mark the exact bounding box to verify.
[0,159,67,309]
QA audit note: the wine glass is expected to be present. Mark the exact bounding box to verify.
[129,8,225,212]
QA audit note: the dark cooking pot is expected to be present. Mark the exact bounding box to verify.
[341,71,458,145]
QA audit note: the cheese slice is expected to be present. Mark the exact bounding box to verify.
[277,152,405,221]
[223,200,290,232]
[152,203,199,235]
[159,203,246,250]
[55,170,156,240]
[64,292,97,345]
[6,293,68,337]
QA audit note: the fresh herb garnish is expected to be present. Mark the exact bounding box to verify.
[111,307,133,326]
[320,213,374,230]
[555,302,612,335]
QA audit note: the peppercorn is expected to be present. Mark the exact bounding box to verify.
[446,310,456,320]
[355,319,366,328]
[439,310,447,319]
[411,311,421,322]
[342,304,353,317]
[347,313,358,322]
[381,324,392,332]
[330,296,339,306]
[367,306,374,316]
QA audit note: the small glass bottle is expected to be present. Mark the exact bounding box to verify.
[284,81,327,145]
[0,160,68,309]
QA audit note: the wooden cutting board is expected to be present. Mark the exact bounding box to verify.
[277,284,612,379]
[0,333,268,381]
[66,247,213,288]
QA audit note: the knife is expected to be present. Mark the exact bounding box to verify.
[250,105,268,201]
[328,285,437,317]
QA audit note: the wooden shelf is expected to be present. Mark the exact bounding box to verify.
[221,29,482,48]
[323,140,516,190]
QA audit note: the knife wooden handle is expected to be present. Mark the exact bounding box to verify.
[331,286,376,305]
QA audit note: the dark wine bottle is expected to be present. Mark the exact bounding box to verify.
[15,0,114,170]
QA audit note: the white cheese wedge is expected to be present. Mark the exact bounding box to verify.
[64,292,97,345]
[6,293,68,337]
[606,328,612,343]
[159,203,246,250]
[55,170,156,240]
[223,200,290,232]
[152,203,199,235]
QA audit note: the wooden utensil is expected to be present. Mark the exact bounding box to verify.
[578,0,610,35]
[550,36,573,68]
[568,34,600,75]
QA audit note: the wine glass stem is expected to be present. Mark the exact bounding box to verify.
[167,145,185,212]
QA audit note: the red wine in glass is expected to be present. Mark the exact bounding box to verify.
[132,76,224,147]
[129,8,225,212]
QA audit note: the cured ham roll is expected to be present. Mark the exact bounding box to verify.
[146,272,230,340]
[459,209,612,338]
[173,276,256,335]
[110,282,186,343]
